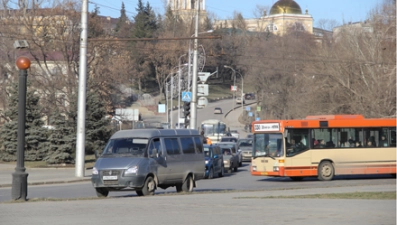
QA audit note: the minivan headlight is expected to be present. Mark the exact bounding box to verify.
[92,167,98,175]
[205,160,209,164]
[125,166,138,175]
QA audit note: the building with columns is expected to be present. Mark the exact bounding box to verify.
[213,0,314,35]
[167,0,208,22]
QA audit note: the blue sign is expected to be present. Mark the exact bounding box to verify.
[248,112,253,117]
[182,92,192,102]
[256,117,260,121]
[245,106,251,111]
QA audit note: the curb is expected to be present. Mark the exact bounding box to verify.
[0,178,91,188]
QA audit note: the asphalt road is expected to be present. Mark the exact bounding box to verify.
[0,179,395,225]
[0,162,395,202]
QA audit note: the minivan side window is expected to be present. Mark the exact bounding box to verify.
[148,138,161,157]
[164,138,180,155]
[194,136,203,153]
[180,137,195,154]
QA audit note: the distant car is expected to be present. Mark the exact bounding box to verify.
[214,107,222,114]
[246,133,253,139]
[236,97,245,104]
[230,130,239,139]
[237,138,253,162]
[220,136,238,143]
[175,123,185,129]
[217,141,242,167]
[244,93,255,100]
[203,144,224,179]
[215,142,239,172]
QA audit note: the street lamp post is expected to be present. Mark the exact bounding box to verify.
[224,66,244,116]
[236,71,244,119]
[187,30,213,92]
[178,54,186,128]
[170,76,174,128]
[11,56,31,201]
[224,65,236,111]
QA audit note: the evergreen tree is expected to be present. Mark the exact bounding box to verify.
[0,81,48,161]
[159,5,185,36]
[88,5,105,38]
[44,111,75,164]
[202,15,213,31]
[115,2,128,34]
[84,87,112,155]
[132,0,158,38]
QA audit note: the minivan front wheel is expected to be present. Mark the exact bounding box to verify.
[95,188,109,197]
[140,176,156,196]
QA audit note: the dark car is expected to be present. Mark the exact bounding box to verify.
[204,144,224,179]
[237,138,253,162]
[220,136,238,143]
[244,93,255,100]
[215,142,239,172]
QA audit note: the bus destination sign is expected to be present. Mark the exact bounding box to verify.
[254,123,280,132]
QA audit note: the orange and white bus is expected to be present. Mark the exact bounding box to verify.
[250,115,396,181]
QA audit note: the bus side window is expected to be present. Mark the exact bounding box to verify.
[389,128,396,147]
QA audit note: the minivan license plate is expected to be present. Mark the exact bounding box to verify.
[103,175,118,180]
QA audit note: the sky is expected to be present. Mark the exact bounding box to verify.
[88,0,382,26]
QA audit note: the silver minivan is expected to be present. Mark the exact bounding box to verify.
[91,129,205,197]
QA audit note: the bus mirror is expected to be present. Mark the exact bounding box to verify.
[284,129,288,138]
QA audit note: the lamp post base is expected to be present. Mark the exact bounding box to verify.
[11,169,28,201]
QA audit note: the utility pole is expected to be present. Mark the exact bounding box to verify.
[190,0,199,130]
[75,0,88,178]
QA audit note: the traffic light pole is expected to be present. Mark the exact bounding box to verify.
[183,102,190,128]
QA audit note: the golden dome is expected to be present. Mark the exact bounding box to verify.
[269,0,302,15]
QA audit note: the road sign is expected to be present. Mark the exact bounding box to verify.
[230,85,238,92]
[248,112,253,117]
[182,92,192,102]
[245,106,251,111]
[256,117,260,121]
[198,84,209,96]
[198,72,211,83]
[197,97,208,109]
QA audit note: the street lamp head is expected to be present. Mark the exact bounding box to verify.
[224,65,230,69]
[16,56,31,70]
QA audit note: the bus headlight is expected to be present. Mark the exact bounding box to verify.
[252,166,257,171]
[273,166,279,172]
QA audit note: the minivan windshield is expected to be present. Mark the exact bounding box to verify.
[102,138,148,157]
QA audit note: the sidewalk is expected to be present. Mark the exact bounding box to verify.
[0,163,91,188]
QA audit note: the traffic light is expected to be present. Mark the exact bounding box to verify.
[183,102,191,127]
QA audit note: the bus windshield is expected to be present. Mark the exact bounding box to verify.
[202,123,226,136]
[253,133,284,158]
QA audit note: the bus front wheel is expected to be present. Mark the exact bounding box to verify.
[318,161,334,181]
